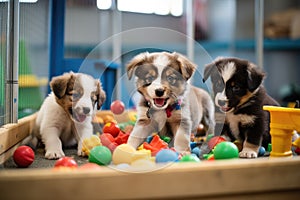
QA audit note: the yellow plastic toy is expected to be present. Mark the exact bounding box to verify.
[81,135,102,156]
[263,106,300,157]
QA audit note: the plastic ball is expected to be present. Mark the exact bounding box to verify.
[112,144,136,165]
[115,163,131,170]
[213,142,239,160]
[179,154,201,162]
[54,157,78,168]
[191,146,201,157]
[78,163,102,170]
[110,100,125,115]
[89,146,112,166]
[13,145,35,168]
[208,136,226,150]
[258,146,266,157]
[155,149,178,163]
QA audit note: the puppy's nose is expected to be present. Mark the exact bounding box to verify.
[218,100,227,107]
[83,107,91,114]
[155,88,165,97]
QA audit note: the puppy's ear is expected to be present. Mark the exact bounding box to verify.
[247,63,265,92]
[174,52,196,80]
[50,72,73,99]
[96,80,106,110]
[127,52,149,80]
[203,62,216,82]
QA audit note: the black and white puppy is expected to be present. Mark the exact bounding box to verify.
[127,52,215,154]
[203,57,279,158]
[27,72,106,159]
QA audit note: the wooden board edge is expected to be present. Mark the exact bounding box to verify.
[0,113,37,163]
[0,157,300,200]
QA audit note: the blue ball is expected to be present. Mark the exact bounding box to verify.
[191,147,202,157]
[258,146,266,157]
[155,149,178,163]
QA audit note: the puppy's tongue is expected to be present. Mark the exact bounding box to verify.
[154,98,165,107]
[74,113,86,122]
[220,106,231,113]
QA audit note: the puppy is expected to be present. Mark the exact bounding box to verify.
[28,72,106,159]
[203,57,279,158]
[126,52,215,154]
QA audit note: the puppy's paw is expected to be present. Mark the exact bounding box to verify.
[239,148,258,158]
[239,141,259,158]
[45,149,65,159]
[77,149,87,157]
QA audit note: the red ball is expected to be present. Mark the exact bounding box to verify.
[54,157,78,168]
[78,163,102,170]
[13,145,35,168]
[110,100,125,115]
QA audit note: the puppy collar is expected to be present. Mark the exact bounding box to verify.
[165,99,182,118]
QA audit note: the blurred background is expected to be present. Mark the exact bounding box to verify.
[1,0,300,126]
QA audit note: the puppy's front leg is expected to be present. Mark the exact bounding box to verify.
[173,118,192,155]
[73,122,93,157]
[41,127,65,159]
[127,119,158,149]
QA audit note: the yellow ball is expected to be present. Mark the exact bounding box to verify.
[112,144,136,165]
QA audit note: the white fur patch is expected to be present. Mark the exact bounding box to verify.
[222,62,236,83]
[75,74,97,114]
[153,54,170,68]
[215,91,228,107]
[226,113,256,139]
[147,54,169,99]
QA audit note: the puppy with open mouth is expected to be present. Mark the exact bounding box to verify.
[25,72,106,159]
[126,52,215,154]
[203,57,280,158]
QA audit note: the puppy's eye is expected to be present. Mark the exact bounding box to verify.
[232,85,241,93]
[144,76,154,85]
[167,76,177,85]
[72,92,81,100]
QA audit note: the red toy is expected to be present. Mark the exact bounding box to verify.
[110,100,125,115]
[208,136,226,150]
[13,145,35,168]
[99,133,118,152]
[143,135,169,156]
[54,157,78,168]
[102,122,120,137]
[114,131,130,145]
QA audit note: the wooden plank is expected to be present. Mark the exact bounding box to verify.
[0,157,299,200]
[0,114,36,156]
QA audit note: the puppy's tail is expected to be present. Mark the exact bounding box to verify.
[21,135,39,150]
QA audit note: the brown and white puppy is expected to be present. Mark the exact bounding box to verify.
[29,72,106,159]
[203,57,279,158]
[126,52,215,154]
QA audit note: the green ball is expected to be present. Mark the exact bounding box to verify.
[89,146,112,165]
[179,154,201,163]
[214,142,239,160]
